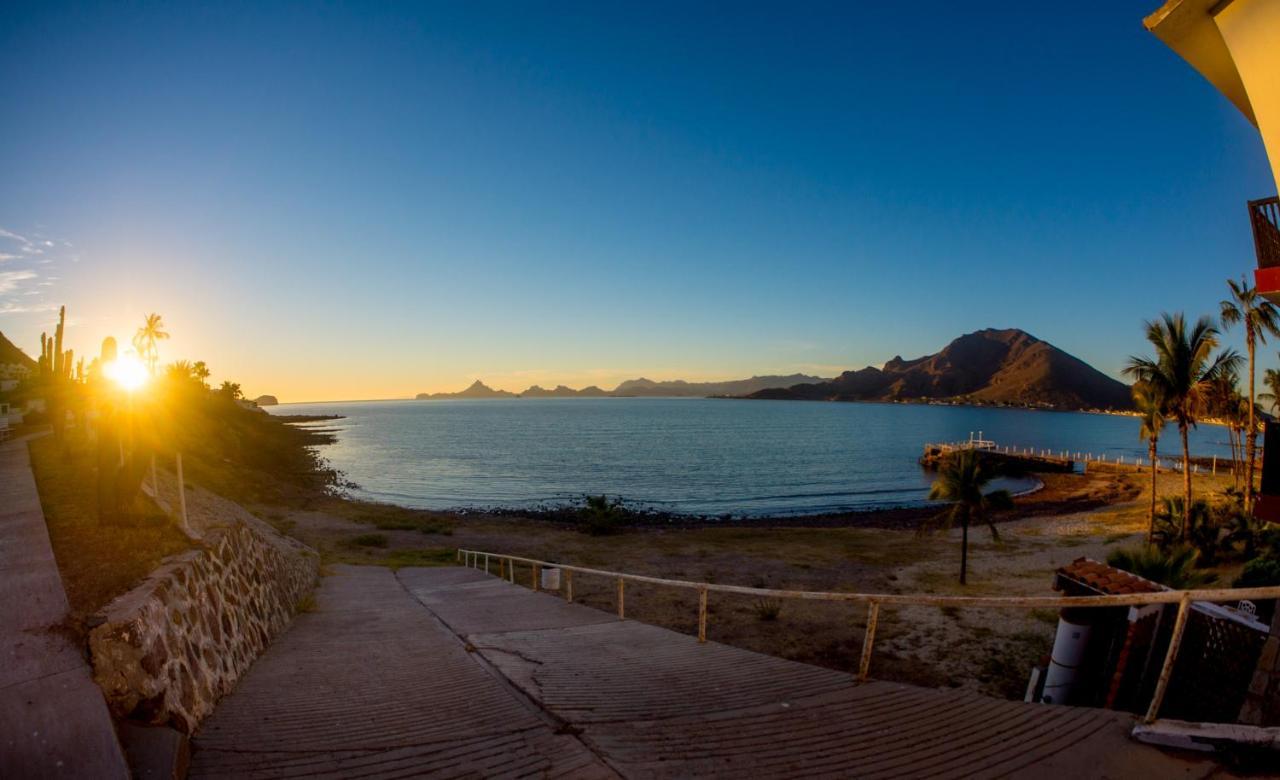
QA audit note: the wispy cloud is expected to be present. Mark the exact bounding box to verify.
[0,301,60,315]
[0,270,38,293]
[0,225,72,317]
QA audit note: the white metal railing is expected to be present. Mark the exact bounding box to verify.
[454,548,1280,724]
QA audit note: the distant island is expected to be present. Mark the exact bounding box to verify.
[415,374,829,400]
[253,394,279,406]
[747,328,1132,411]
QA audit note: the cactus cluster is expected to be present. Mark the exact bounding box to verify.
[37,306,74,382]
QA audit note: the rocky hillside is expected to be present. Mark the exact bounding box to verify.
[416,380,517,400]
[0,331,36,368]
[748,329,1131,410]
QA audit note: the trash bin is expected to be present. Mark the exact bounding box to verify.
[540,567,561,590]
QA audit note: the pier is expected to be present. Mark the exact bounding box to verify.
[919,433,1226,476]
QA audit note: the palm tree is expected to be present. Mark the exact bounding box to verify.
[1132,382,1165,546]
[192,360,211,389]
[926,449,1013,585]
[1124,313,1241,539]
[132,313,169,375]
[1258,366,1280,414]
[1220,278,1279,512]
[165,360,194,383]
[219,381,242,400]
[1207,369,1246,487]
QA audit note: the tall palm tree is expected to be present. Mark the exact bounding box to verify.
[1258,366,1280,414]
[1124,313,1242,539]
[1220,278,1279,512]
[133,313,169,375]
[192,360,211,389]
[1132,382,1165,546]
[1207,369,1245,486]
[926,449,1013,585]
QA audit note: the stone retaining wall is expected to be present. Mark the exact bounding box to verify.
[88,500,318,733]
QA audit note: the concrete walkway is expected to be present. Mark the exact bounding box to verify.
[0,439,129,778]
[192,565,1222,779]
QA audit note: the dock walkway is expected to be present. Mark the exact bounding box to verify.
[190,565,1221,778]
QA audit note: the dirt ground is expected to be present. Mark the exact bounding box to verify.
[253,466,1246,701]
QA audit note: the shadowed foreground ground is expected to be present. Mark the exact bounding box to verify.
[190,565,1221,779]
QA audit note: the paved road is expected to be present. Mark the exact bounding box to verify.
[191,565,1221,779]
[0,439,129,779]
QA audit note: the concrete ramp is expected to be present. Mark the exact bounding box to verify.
[192,564,1223,779]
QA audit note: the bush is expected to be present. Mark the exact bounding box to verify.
[1106,545,1217,589]
[1234,557,1280,625]
[580,495,625,536]
[352,533,389,548]
[753,598,782,621]
[1234,557,1280,589]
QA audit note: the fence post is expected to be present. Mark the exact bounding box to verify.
[565,570,574,602]
[456,549,461,563]
[532,564,540,591]
[617,577,625,619]
[509,558,515,584]
[698,587,708,643]
[175,453,189,534]
[858,601,880,682]
[1144,593,1192,724]
[484,554,490,574]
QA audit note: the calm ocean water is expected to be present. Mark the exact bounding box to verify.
[267,398,1237,517]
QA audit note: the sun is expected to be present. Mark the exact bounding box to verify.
[105,353,149,392]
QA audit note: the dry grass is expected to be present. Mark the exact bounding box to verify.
[248,465,1249,699]
[29,434,192,638]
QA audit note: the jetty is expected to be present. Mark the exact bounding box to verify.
[920,432,1075,473]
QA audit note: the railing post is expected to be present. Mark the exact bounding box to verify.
[565,569,574,602]
[484,554,490,574]
[509,558,515,584]
[698,586,708,643]
[175,453,189,534]
[499,557,505,579]
[456,549,461,563]
[617,577,625,619]
[533,564,540,591]
[858,601,880,682]
[1144,593,1192,724]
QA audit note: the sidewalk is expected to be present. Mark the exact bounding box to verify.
[0,438,128,778]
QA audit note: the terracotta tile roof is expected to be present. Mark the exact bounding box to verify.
[1054,557,1168,596]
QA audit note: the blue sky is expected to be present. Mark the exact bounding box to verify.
[0,1,1274,401]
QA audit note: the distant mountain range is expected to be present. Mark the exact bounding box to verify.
[415,374,828,400]
[612,375,827,397]
[414,330,1129,410]
[416,380,518,400]
[748,329,1131,410]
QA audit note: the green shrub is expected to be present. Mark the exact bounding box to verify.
[1106,545,1216,589]
[1234,557,1280,589]
[753,599,782,621]
[580,495,625,536]
[351,533,389,548]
